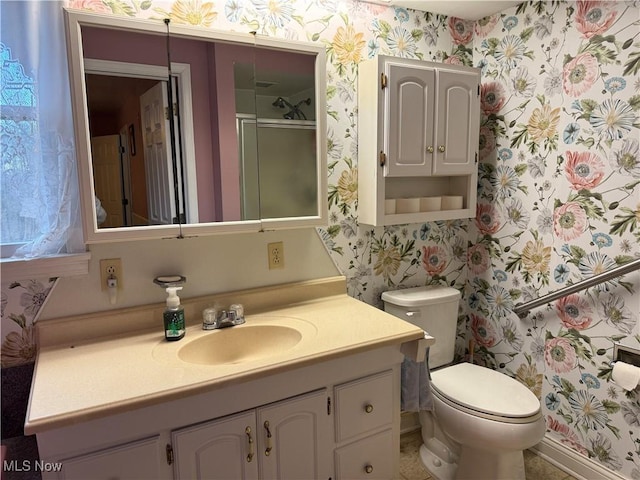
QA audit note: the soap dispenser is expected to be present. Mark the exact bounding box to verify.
[164,286,185,341]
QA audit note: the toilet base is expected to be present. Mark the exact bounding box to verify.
[419,443,457,480]
[456,447,525,480]
[419,442,526,480]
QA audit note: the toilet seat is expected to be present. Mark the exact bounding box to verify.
[431,363,541,424]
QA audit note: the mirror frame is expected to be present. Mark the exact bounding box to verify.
[64,9,327,243]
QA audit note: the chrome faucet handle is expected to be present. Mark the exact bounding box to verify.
[202,307,218,330]
[230,303,245,325]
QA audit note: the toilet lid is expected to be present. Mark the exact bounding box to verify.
[382,285,460,307]
[431,363,540,418]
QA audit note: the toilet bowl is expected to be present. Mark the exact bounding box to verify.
[381,286,546,480]
[420,363,545,480]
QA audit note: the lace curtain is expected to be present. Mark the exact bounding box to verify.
[1,1,83,258]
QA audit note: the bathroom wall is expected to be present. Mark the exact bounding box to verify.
[1,0,639,477]
[467,2,640,478]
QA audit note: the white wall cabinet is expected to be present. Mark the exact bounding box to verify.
[171,389,332,480]
[358,55,480,226]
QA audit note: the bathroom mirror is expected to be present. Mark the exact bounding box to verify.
[64,10,327,243]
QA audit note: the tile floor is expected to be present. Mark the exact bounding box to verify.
[399,430,578,480]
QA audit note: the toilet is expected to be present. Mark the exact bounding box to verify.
[382,286,545,480]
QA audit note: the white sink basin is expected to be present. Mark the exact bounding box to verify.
[177,324,303,366]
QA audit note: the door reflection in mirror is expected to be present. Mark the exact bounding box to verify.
[86,74,159,227]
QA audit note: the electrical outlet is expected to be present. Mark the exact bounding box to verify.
[100,258,123,291]
[267,242,285,270]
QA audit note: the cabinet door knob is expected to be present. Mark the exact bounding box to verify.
[364,404,374,413]
[365,464,374,474]
[426,145,434,153]
[438,145,445,152]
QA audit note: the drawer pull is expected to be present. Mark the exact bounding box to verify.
[264,421,272,456]
[365,464,374,474]
[245,426,254,462]
[364,404,374,414]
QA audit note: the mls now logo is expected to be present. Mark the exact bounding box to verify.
[3,460,63,472]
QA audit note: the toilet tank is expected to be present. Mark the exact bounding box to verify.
[382,286,460,368]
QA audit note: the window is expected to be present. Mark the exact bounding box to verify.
[1,42,39,252]
[0,1,83,261]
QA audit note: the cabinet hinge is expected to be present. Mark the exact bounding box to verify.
[327,396,332,415]
[379,151,386,167]
[166,444,174,465]
[380,72,387,89]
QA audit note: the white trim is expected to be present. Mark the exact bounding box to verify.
[531,435,624,480]
[0,253,91,282]
[83,58,168,79]
[173,65,199,224]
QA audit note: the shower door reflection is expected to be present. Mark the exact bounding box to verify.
[237,118,317,220]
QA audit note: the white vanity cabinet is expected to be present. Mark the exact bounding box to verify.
[358,55,480,226]
[29,281,427,480]
[57,436,164,480]
[33,348,405,480]
[171,389,332,480]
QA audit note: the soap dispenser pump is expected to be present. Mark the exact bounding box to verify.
[164,286,185,341]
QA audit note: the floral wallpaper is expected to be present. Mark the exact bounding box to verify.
[323,2,640,475]
[468,2,640,478]
[1,279,54,368]
[1,0,639,478]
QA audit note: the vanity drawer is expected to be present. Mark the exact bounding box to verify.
[334,370,393,442]
[334,429,394,479]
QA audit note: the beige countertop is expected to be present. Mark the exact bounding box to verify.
[26,277,426,435]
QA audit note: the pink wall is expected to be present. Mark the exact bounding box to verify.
[254,46,316,76]
[212,43,252,221]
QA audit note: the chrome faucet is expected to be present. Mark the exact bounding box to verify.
[202,304,245,330]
